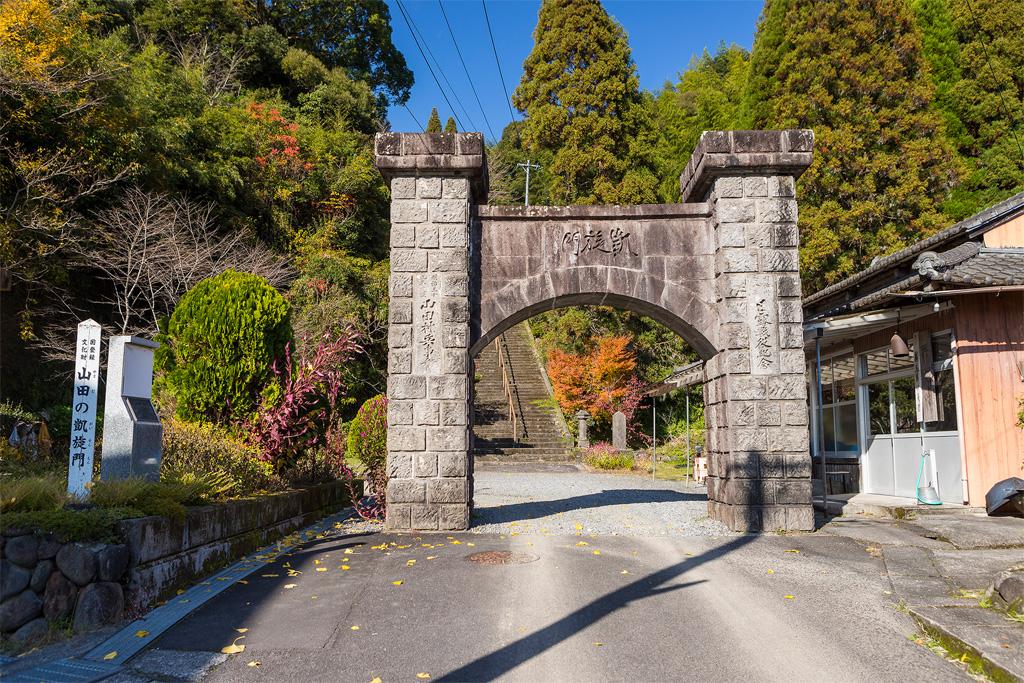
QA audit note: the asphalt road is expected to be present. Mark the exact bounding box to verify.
[128,470,968,682]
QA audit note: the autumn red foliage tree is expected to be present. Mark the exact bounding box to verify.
[547,335,648,438]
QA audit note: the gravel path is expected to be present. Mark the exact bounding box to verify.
[470,464,732,536]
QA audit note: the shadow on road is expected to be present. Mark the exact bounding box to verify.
[472,487,706,526]
[437,533,756,681]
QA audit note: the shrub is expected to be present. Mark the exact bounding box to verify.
[344,394,387,517]
[161,417,273,497]
[157,270,292,423]
[346,394,387,474]
[0,475,67,512]
[247,328,360,471]
[583,442,634,470]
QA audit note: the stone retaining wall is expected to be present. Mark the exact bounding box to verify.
[0,481,355,644]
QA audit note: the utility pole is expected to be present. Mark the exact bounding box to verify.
[517,160,540,206]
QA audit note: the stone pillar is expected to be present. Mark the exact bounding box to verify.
[575,410,590,449]
[680,130,815,532]
[374,132,486,531]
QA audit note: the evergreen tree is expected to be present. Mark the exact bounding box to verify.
[650,44,750,201]
[940,0,1024,217]
[511,0,657,205]
[747,0,961,289]
[444,116,457,133]
[425,107,442,133]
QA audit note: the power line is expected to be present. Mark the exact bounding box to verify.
[964,0,1024,165]
[394,0,466,132]
[438,0,497,141]
[481,0,517,125]
[402,103,424,131]
[396,0,477,133]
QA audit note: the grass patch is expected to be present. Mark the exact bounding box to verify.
[0,507,143,543]
[585,452,634,470]
[0,475,67,513]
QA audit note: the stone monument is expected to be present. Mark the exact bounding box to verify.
[612,411,627,451]
[100,335,162,481]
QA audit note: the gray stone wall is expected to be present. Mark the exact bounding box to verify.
[377,133,483,531]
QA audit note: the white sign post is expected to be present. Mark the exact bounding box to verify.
[68,319,102,498]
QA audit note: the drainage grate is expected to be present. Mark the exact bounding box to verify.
[466,550,538,565]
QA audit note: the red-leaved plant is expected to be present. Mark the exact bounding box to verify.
[247,328,361,470]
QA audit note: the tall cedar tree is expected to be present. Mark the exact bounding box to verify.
[444,116,457,133]
[913,0,1024,217]
[511,0,658,205]
[747,0,961,290]
[425,107,442,133]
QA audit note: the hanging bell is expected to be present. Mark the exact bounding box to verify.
[890,332,910,358]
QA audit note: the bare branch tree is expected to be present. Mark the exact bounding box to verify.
[32,189,293,364]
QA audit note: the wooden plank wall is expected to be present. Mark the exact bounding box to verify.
[953,292,1024,505]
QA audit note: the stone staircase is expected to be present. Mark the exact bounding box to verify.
[472,323,575,463]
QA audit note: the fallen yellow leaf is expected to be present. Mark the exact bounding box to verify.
[222,643,246,655]
[135,630,149,638]
[426,556,437,560]
[784,595,795,599]
[351,625,360,630]
[392,580,404,586]
[176,589,185,595]
[592,550,601,556]
[620,570,630,575]
[406,560,416,566]
[784,549,800,554]
[316,567,327,572]
[314,559,321,565]
[341,565,351,570]
[371,678,383,683]
[576,541,589,547]
[416,673,431,680]
[284,583,297,589]
[237,580,248,585]
[103,651,118,661]
[344,548,354,554]
[767,569,775,575]
[594,642,604,647]
[466,543,475,547]
[236,628,249,633]
[450,540,462,545]
[247,661,261,667]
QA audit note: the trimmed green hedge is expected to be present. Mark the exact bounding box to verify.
[157,270,291,423]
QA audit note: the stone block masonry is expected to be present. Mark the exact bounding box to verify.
[377,133,482,531]
[376,130,814,533]
[687,130,815,532]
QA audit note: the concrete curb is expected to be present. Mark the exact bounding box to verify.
[909,605,1023,683]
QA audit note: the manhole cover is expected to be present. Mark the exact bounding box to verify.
[466,551,539,565]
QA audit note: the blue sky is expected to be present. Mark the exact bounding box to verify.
[384,0,765,142]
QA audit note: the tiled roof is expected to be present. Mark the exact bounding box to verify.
[804,190,1024,307]
[913,243,1024,286]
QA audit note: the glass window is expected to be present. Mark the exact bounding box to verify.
[822,406,836,452]
[834,403,858,452]
[931,332,953,366]
[833,355,856,402]
[868,381,891,435]
[893,376,918,433]
[862,349,889,377]
[819,362,834,405]
[925,368,958,431]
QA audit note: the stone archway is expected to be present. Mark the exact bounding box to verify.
[375,129,816,533]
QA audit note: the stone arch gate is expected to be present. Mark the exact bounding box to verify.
[375,129,816,533]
